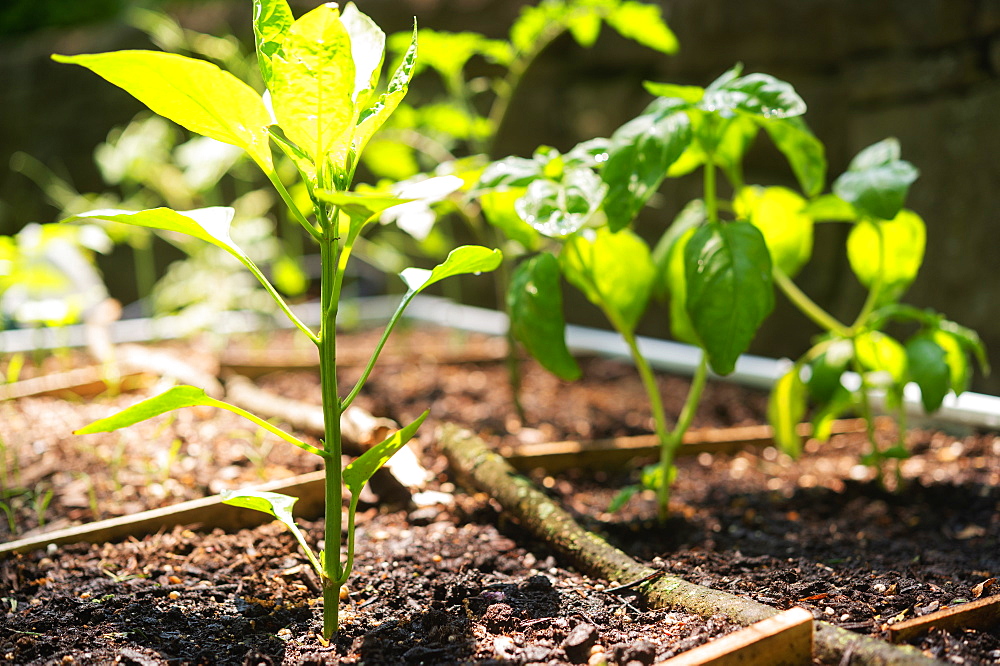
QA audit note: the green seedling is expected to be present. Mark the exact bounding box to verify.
[60,0,501,639]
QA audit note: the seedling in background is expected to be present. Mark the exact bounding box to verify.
[478,64,986,517]
[360,0,677,419]
[59,0,500,639]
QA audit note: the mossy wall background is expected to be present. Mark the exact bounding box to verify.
[1,0,997,393]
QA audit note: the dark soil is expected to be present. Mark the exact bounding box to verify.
[1,325,999,665]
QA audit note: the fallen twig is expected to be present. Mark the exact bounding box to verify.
[439,424,942,666]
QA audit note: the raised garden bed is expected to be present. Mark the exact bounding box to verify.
[1,314,998,665]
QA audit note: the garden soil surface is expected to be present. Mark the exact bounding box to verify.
[1,325,999,665]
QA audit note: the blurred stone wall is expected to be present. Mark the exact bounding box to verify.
[2,0,997,392]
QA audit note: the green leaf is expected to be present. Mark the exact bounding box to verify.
[607,485,642,514]
[855,331,907,385]
[734,186,813,277]
[252,0,293,87]
[605,2,679,54]
[220,489,321,575]
[701,67,807,120]
[344,411,429,497]
[516,167,607,238]
[560,227,654,335]
[906,335,950,412]
[833,138,919,220]
[354,24,418,159]
[74,385,216,434]
[685,221,774,375]
[53,51,274,173]
[399,245,502,293]
[509,254,581,381]
[601,98,691,231]
[761,116,826,197]
[567,12,602,48]
[270,3,355,165]
[768,364,807,457]
[74,385,324,456]
[221,489,298,523]
[846,210,925,304]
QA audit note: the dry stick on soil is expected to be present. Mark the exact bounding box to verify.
[438,424,943,666]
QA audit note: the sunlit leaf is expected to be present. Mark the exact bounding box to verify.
[847,210,925,304]
[354,24,417,158]
[855,331,907,385]
[605,1,678,54]
[509,254,581,380]
[701,66,806,120]
[560,227,654,335]
[344,411,429,496]
[931,329,971,395]
[685,221,774,375]
[68,207,245,259]
[220,489,320,575]
[768,364,807,457]
[602,98,691,231]
[761,116,826,197]
[252,0,293,86]
[74,385,323,456]
[662,227,701,346]
[516,167,607,238]
[480,188,541,250]
[734,186,813,277]
[270,3,355,165]
[341,2,385,106]
[399,245,502,293]
[833,138,918,221]
[53,51,274,173]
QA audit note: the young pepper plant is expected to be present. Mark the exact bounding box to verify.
[56,0,501,639]
[761,139,989,481]
[477,65,817,520]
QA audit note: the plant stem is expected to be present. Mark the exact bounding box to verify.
[772,268,850,337]
[318,218,344,640]
[704,163,718,223]
[659,355,709,519]
[622,331,672,518]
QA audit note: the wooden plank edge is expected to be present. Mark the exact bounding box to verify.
[502,418,875,472]
[654,607,814,666]
[0,471,326,558]
[888,594,1000,644]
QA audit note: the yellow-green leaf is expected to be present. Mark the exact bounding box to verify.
[53,50,274,173]
[270,3,355,165]
[734,186,813,277]
[847,209,925,304]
